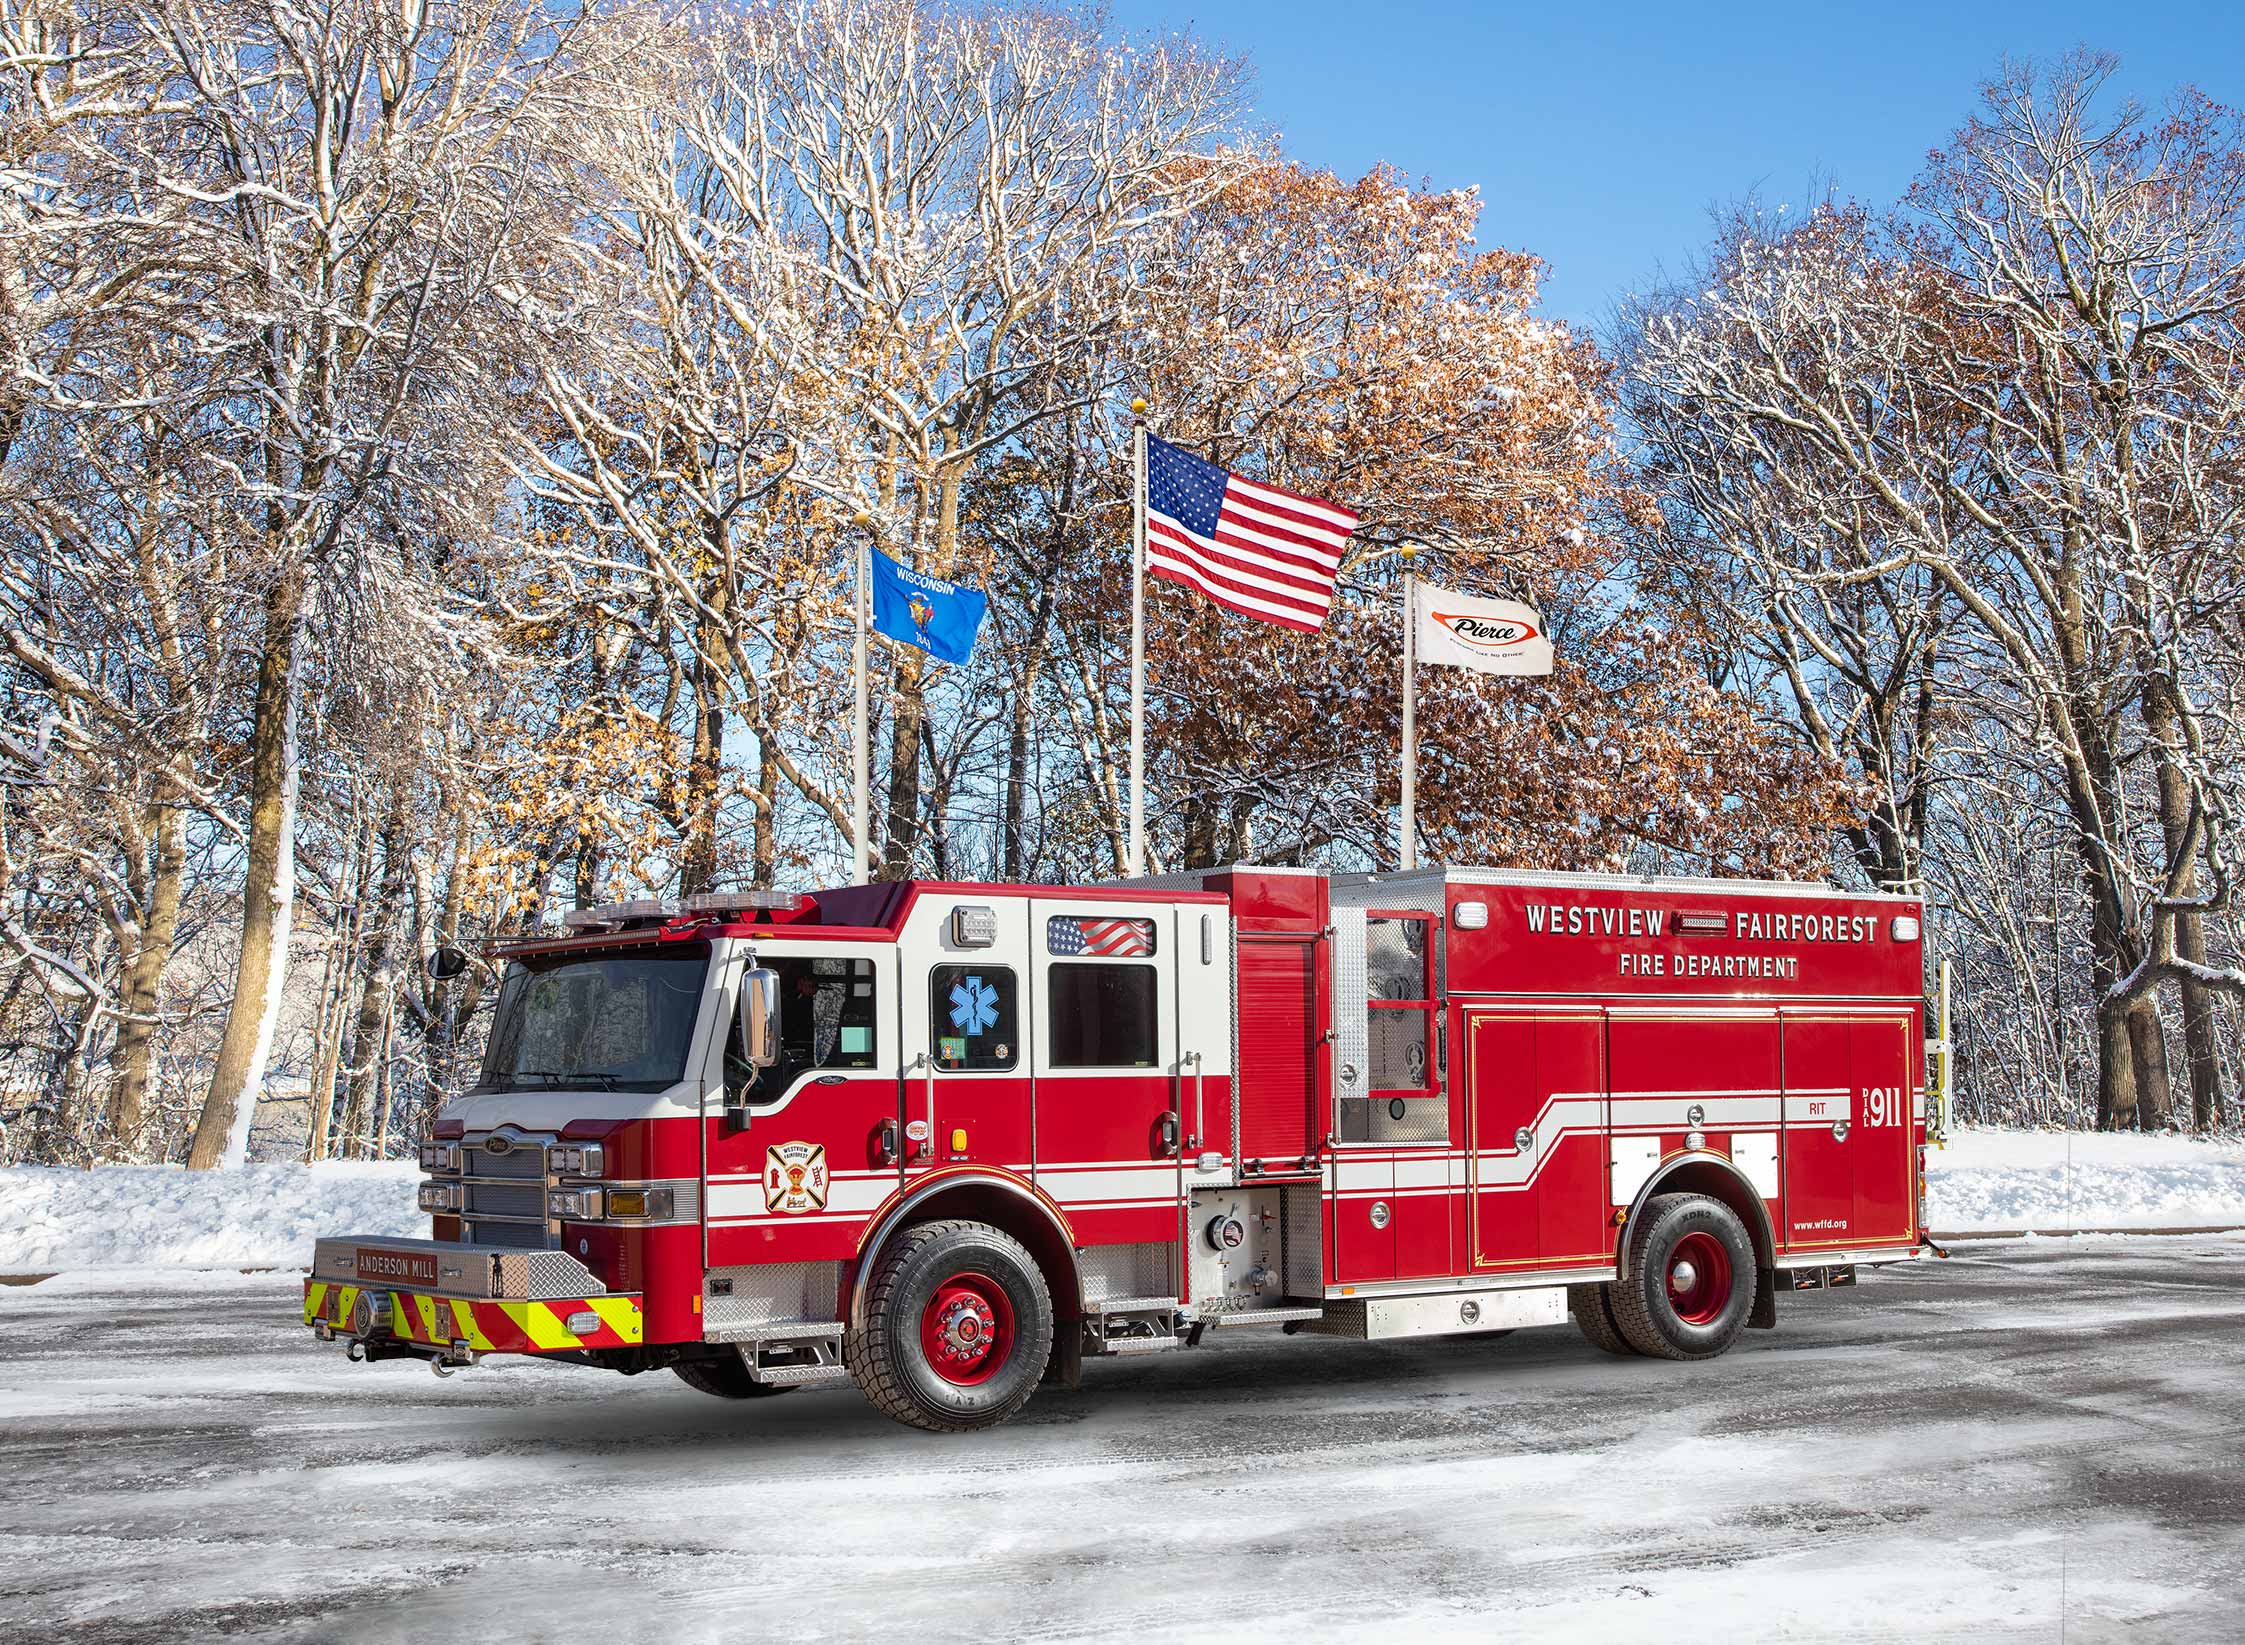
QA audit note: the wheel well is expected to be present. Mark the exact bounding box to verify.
[1626,1156,1777,1278]
[851,1182,1083,1329]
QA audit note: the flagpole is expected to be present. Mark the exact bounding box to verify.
[850,510,871,884]
[1128,399,1148,878]
[1400,542,1418,871]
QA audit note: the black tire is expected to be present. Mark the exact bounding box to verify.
[848,1219,1054,1433]
[672,1352,794,1399]
[1569,1283,1636,1356]
[1609,1193,1756,1361]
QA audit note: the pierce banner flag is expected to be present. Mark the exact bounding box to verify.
[1411,581,1554,676]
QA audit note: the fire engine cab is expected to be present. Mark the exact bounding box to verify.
[305,866,1931,1432]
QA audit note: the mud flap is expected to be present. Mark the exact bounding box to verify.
[1749,1262,1778,1329]
[1044,1321,1085,1390]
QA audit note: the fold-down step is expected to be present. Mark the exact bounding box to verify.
[1196,1303,1325,1328]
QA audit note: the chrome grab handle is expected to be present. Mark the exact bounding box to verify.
[1185,1050,1205,1151]
[909,1052,935,1161]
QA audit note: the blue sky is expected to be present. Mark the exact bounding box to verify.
[1120,1,2244,331]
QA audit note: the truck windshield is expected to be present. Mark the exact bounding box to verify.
[476,943,710,1094]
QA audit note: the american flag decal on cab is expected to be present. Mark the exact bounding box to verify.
[1046,914,1156,958]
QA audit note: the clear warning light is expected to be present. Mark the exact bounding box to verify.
[1891,915,1921,942]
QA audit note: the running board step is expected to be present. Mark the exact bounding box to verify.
[1092,1294,1182,1315]
[1107,1334,1182,1355]
[750,1362,853,1387]
[706,1319,843,1345]
[1197,1304,1324,1328]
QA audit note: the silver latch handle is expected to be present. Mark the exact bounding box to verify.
[909,1052,935,1160]
[1185,1050,1205,1150]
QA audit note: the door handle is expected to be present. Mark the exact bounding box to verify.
[874,1117,900,1166]
[908,1053,935,1161]
[1185,1050,1205,1150]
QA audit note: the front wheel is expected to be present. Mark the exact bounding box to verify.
[848,1219,1054,1432]
[1608,1193,1756,1361]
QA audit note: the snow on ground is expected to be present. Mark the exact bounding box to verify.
[3,1129,2243,1274]
[2,1238,2242,1642]
[0,1161,417,1272]
[1927,1128,2245,1233]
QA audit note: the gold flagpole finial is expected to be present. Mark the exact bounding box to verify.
[1130,398,1148,418]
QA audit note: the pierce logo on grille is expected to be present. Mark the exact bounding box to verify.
[763,1142,829,1214]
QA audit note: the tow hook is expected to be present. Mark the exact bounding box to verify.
[432,1344,478,1377]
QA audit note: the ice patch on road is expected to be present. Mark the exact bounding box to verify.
[0,1162,418,1272]
[1928,1129,2245,1233]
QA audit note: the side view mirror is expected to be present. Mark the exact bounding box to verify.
[425,946,470,982]
[739,966,780,1068]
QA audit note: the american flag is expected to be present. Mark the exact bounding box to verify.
[1144,434,1358,633]
[1046,915,1156,958]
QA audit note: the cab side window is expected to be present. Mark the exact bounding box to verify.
[725,956,878,1102]
[1048,965,1158,1067]
[931,964,1018,1070]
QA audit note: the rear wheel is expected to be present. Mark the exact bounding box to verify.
[1609,1193,1756,1361]
[1568,1283,1635,1356]
[672,1351,794,1399]
[848,1219,1054,1433]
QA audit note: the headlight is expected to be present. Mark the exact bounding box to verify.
[418,1180,462,1213]
[550,1143,606,1177]
[549,1186,604,1220]
[418,1142,458,1173]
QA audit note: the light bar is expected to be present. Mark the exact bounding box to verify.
[685,889,807,915]
[561,899,681,931]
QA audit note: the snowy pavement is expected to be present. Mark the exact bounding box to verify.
[3,1238,2242,1642]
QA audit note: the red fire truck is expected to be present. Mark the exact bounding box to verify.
[305,866,1931,1431]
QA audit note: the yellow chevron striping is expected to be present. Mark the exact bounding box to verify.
[586,1296,643,1343]
[304,1282,329,1324]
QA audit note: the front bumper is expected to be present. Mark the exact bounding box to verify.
[303,1279,643,1353]
[304,1235,642,1356]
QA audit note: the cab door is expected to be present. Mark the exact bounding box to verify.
[899,897,1035,1188]
[1030,898,1183,1248]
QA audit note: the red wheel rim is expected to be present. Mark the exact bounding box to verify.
[1665,1230,1732,1327]
[918,1271,1017,1387]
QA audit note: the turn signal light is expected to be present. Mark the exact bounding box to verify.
[417,1181,462,1213]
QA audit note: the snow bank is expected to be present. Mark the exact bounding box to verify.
[0,1162,418,1272]
[1927,1128,2245,1233]
[4,1130,2243,1272]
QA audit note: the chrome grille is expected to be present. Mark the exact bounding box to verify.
[474,1143,547,1178]
[462,1179,545,1220]
[463,1219,549,1251]
[460,1132,555,1251]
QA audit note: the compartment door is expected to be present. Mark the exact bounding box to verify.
[1234,934,1321,1169]
[1849,1016,1916,1245]
[1780,1016,1855,1252]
